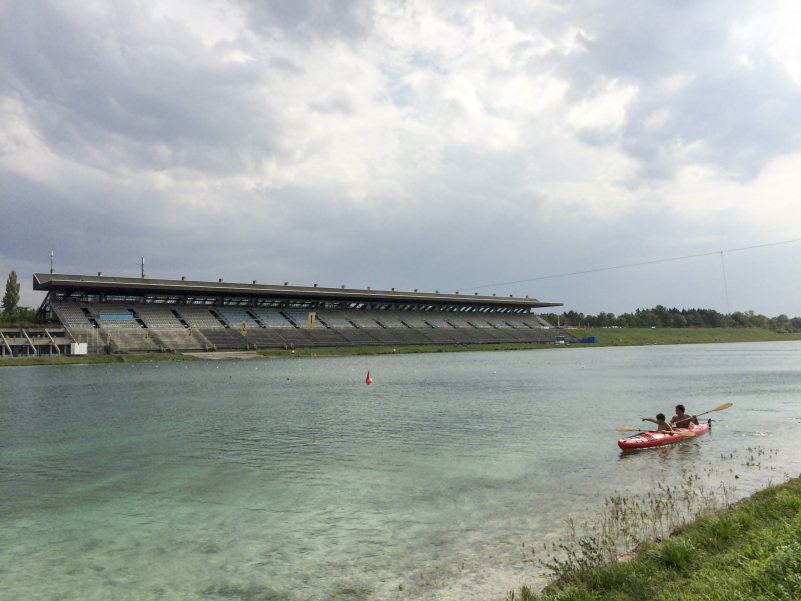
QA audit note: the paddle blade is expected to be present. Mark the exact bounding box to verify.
[675,431,696,437]
[713,402,733,412]
[616,427,637,432]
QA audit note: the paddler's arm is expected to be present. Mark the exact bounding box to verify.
[641,418,658,424]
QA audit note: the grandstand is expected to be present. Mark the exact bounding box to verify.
[24,273,578,355]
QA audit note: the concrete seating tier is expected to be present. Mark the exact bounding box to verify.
[245,329,301,348]
[484,328,519,342]
[87,304,142,329]
[284,309,316,328]
[369,328,431,345]
[338,310,382,328]
[104,328,161,352]
[175,306,225,328]
[252,308,295,328]
[367,312,410,328]
[441,314,476,329]
[392,312,433,328]
[439,328,478,343]
[420,314,454,328]
[302,329,349,347]
[521,315,551,328]
[150,328,210,351]
[463,316,493,328]
[135,305,184,328]
[500,315,530,328]
[51,302,92,327]
[314,310,354,328]
[196,328,249,350]
[218,307,260,327]
[482,315,514,328]
[422,329,461,344]
[271,328,315,344]
[331,328,381,345]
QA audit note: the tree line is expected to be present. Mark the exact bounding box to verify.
[539,305,801,333]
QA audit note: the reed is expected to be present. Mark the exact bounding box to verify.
[510,472,801,601]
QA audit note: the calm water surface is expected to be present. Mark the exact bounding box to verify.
[2,342,801,600]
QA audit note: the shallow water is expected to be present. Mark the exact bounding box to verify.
[2,342,801,600]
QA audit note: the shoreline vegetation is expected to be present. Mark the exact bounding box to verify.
[513,474,801,600]
[542,305,801,332]
[3,327,801,367]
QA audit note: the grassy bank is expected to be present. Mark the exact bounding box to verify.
[255,342,561,358]
[567,327,801,347]
[0,353,198,367]
[3,328,801,367]
[515,476,801,601]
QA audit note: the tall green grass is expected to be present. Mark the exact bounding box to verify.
[512,476,801,600]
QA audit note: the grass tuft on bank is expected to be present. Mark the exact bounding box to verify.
[513,476,801,601]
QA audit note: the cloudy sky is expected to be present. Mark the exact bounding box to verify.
[2,0,801,316]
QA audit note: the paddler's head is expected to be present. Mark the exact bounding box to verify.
[675,404,686,414]
[656,413,666,423]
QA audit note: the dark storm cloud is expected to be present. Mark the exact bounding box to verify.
[0,2,280,175]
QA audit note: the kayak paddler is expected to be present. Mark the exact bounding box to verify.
[641,413,674,432]
[670,404,699,429]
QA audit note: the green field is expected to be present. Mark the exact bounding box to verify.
[3,328,801,367]
[516,476,801,600]
[569,327,801,347]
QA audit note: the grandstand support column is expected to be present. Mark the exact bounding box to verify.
[44,328,62,355]
[22,329,37,356]
[0,331,11,357]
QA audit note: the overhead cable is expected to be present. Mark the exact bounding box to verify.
[453,236,801,293]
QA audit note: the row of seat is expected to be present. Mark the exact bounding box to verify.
[63,324,573,352]
[52,302,561,350]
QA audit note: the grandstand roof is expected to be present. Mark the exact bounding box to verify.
[33,273,562,309]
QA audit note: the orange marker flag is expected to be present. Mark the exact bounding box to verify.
[366,371,373,385]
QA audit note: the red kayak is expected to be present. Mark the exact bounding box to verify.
[618,422,709,451]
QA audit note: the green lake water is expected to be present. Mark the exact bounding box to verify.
[2,342,800,600]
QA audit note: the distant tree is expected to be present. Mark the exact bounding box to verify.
[640,311,661,327]
[773,314,791,333]
[2,270,20,318]
[653,305,672,326]
[592,311,609,327]
[537,305,801,332]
